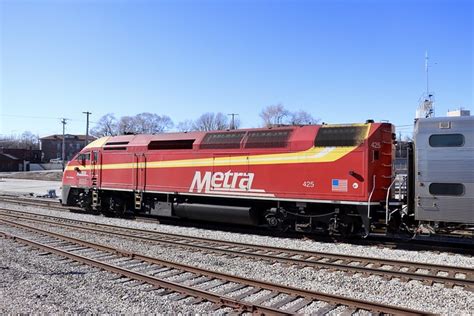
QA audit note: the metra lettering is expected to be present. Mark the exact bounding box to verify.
[189,171,255,192]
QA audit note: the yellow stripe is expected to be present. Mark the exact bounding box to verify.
[66,146,358,171]
[70,123,371,171]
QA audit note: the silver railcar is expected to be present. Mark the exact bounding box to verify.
[414,115,474,224]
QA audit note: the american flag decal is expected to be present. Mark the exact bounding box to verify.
[332,179,348,192]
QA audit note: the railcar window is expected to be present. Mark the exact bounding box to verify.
[429,183,465,196]
[200,132,246,149]
[429,134,464,147]
[148,139,194,150]
[244,130,292,148]
[314,126,368,147]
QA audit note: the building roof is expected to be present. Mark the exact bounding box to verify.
[0,153,20,160]
[40,134,97,141]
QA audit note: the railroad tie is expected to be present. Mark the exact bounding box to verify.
[270,295,297,309]
[168,293,189,302]
[231,287,261,301]
[315,303,338,314]
[339,306,357,316]
[283,298,310,313]
[186,277,212,286]
[199,280,227,291]
[219,284,247,295]
[183,297,204,305]
[251,291,279,305]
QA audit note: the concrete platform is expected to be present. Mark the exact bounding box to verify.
[0,178,61,198]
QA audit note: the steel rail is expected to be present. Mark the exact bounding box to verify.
[0,231,286,315]
[0,217,427,315]
[0,207,472,289]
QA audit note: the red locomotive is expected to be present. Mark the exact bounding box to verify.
[62,121,394,236]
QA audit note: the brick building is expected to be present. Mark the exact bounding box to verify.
[0,148,42,163]
[0,153,22,172]
[40,134,96,162]
[0,148,42,172]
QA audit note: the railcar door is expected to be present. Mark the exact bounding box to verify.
[90,150,101,188]
[133,153,147,191]
[133,153,146,210]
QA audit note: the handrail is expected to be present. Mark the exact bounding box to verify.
[367,175,376,220]
[385,175,398,225]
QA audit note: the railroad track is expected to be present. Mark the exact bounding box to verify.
[1,207,472,293]
[1,195,473,253]
[0,217,426,315]
[0,195,69,211]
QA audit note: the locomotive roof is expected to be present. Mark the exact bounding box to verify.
[84,122,384,151]
[85,125,320,149]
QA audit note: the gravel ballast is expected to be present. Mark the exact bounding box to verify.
[0,237,231,314]
[1,217,473,314]
[1,201,473,314]
[1,201,472,268]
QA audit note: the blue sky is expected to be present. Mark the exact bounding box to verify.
[0,0,472,137]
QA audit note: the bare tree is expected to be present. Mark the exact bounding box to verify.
[288,110,318,125]
[116,116,137,134]
[176,120,196,132]
[260,105,319,127]
[90,113,118,137]
[193,112,229,131]
[0,131,40,149]
[134,113,173,134]
[260,104,289,127]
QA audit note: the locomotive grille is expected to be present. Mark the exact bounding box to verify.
[244,130,292,148]
[200,132,246,149]
[314,125,368,147]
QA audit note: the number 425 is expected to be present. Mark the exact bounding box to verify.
[302,181,315,188]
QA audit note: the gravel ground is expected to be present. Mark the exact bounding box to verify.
[0,170,62,181]
[2,218,473,314]
[0,236,232,314]
[2,201,472,269]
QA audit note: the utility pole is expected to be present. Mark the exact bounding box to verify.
[228,113,239,130]
[83,111,92,146]
[61,118,68,170]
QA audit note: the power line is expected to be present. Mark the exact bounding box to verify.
[0,114,98,124]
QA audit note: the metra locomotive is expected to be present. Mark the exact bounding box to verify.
[61,116,474,236]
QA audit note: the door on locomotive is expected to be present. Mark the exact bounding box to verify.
[74,150,100,188]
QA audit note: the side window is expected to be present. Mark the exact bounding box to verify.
[429,134,464,147]
[93,151,99,163]
[429,183,465,196]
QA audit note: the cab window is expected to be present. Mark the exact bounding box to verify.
[76,152,90,163]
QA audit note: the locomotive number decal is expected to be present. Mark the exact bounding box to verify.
[189,171,274,197]
[302,181,315,188]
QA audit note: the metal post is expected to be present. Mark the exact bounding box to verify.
[227,113,238,130]
[61,118,68,170]
[83,111,92,146]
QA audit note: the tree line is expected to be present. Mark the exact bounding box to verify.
[0,131,40,149]
[0,105,318,148]
[91,104,318,137]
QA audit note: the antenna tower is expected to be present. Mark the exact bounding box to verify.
[416,51,435,118]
